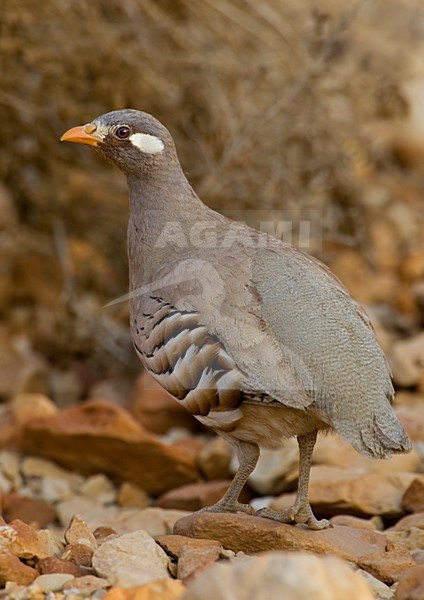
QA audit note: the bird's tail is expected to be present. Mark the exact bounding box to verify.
[334,404,412,459]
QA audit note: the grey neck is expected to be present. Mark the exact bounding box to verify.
[126,167,213,286]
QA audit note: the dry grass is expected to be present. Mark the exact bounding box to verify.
[1,0,424,379]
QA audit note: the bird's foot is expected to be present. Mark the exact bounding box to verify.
[198,500,255,516]
[256,502,331,530]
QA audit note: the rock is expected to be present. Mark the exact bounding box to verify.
[130,371,198,434]
[155,534,223,580]
[385,512,424,550]
[125,508,192,537]
[197,437,232,481]
[118,481,151,508]
[48,367,85,409]
[386,511,424,531]
[1,492,57,528]
[94,527,117,543]
[389,333,424,387]
[402,477,424,512]
[0,519,64,559]
[80,473,116,504]
[385,526,424,551]
[243,440,299,495]
[0,393,57,449]
[178,543,222,581]
[174,512,414,583]
[330,515,380,530]
[395,399,424,442]
[103,579,186,600]
[411,549,424,564]
[63,574,109,593]
[356,569,394,600]
[22,455,82,484]
[92,530,171,588]
[0,328,48,401]
[40,476,73,503]
[57,499,190,537]
[62,542,94,567]
[0,551,38,586]
[31,572,75,592]
[155,535,222,561]
[19,399,199,495]
[89,377,133,408]
[171,438,204,466]
[36,556,85,577]
[0,471,12,493]
[0,451,21,487]
[156,480,250,512]
[65,514,98,550]
[313,433,422,474]
[182,551,374,600]
[270,466,417,517]
[395,564,424,600]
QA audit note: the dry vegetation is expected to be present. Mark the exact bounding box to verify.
[1,0,424,396]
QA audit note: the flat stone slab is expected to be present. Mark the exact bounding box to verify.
[174,512,414,583]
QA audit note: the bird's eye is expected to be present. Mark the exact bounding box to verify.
[115,126,131,140]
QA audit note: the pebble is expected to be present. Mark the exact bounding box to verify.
[92,530,170,588]
[31,572,75,592]
[182,551,374,599]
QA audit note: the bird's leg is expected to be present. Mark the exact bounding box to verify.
[256,430,330,530]
[199,440,259,516]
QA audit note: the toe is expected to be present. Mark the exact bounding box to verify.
[306,517,331,530]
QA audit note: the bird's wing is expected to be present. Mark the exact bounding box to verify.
[131,244,315,412]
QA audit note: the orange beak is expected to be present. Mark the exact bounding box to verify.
[60,124,99,146]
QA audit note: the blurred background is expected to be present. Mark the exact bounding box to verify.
[1,0,424,411]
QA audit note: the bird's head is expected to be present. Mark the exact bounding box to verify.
[61,109,176,176]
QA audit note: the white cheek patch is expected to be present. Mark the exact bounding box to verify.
[129,133,164,154]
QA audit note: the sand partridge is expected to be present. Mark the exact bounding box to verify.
[61,109,411,529]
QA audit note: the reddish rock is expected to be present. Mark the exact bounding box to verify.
[174,512,414,583]
[156,480,251,512]
[178,544,222,581]
[271,466,416,517]
[93,527,117,543]
[402,477,424,513]
[0,519,64,560]
[130,371,198,434]
[395,564,424,600]
[19,400,199,495]
[36,556,85,577]
[62,543,93,567]
[171,439,204,465]
[2,492,57,528]
[0,551,38,586]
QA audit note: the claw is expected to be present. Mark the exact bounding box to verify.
[256,504,331,530]
[198,501,255,516]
